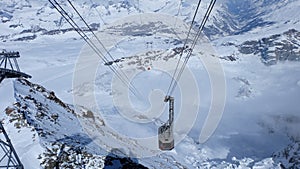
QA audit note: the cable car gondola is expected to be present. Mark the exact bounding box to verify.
[158,96,174,151]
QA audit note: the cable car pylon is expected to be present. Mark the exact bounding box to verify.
[0,122,24,169]
[0,50,31,83]
[158,96,174,151]
[0,50,30,169]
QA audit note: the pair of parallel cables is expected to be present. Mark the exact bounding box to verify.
[166,0,216,96]
[48,0,142,98]
[49,0,216,98]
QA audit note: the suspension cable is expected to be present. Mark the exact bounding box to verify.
[66,0,142,97]
[169,0,216,95]
[88,0,132,73]
[166,0,202,96]
[49,0,141,97]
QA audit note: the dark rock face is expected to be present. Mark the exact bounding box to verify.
[104,155,148,169]
[238,29,300,65]
[13,34,37,41]
[273,141,300,169]
[204,0,294,39]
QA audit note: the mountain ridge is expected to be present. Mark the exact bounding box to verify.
[0,0,299,168]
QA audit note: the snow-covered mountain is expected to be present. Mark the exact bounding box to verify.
[5,78,148,168]
[6,73,298,168]
[1,0,299,41]
[0,0,300,168]
[205,0,300,38]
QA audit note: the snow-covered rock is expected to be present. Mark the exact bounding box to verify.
[0,0,300,168]
[2,78,148,168]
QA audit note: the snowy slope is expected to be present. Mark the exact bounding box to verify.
[0,0,300,168]
[5,66,299,168]
[0,0,299,41]
[3,78,149,168]
[206,0,300,39]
